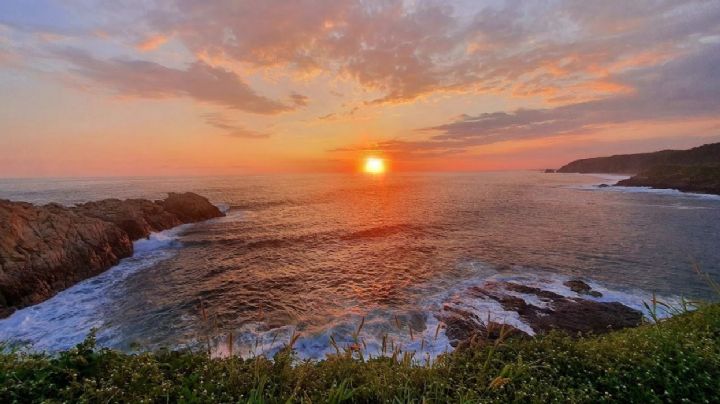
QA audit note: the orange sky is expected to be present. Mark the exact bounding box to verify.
[1,1,719,177]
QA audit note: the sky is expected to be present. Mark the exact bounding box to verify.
[0,0,719,177]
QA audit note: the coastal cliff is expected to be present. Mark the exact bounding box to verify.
[617,165,720,195]
[557,142,720,174]
[557,142,720,194]
[0,192,224,317]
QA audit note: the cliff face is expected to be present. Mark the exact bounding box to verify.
[0,193,224,317]
[557,142,720,174]
[617,165,720,195]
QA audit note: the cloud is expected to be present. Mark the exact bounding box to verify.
[135,34,169,52]
[290,92,309,106]
[201,112,270,139]
[5,1,719,108]
[140,0,720,104]
[378,43,720,154]
[54,48,294,114]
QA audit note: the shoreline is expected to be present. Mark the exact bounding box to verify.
[0,192,225,317]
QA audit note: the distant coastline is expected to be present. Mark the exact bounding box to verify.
[556,142,720,195]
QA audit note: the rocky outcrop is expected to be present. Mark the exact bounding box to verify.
[557,142,720,174]
[74,199,182,240]
[440,280,642,346]
[564,279,602,297]
[157,192,225,223]
[0,193,224,317]
[0,201,133,317]
[616,165,720,195]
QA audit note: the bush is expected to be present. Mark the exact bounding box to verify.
[1,304,719,403]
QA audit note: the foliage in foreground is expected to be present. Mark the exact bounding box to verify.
[1,304,719,403]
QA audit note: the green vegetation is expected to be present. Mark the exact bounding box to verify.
[618,164,720,195]
[1,303,719,403]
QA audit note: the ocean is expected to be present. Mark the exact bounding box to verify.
[1,171,719,358]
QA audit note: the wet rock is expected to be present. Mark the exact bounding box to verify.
[0,193,224,317]
[441,305,529,347]
[564,279,603,297]
[598,183,610,188]
[505,282,565,300]
[440,281,642,345]
[530,300,642,335]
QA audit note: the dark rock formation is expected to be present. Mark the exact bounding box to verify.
[544,169,556,173]
[0,193,224,317]
[617,165,720,195]
[441,305,529,347]
[440,280,642,346]
[557,142,720,174]
[564,279,602,297]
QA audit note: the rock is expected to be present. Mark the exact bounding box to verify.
[598,183,610,188]
[0,193,224,317]
[505,282,565,300]
[0,200,133,315]
[564,279,603,297]
[441,305,529,347]
[530,300,642,335]
[617,165,720,195]
[440,281,641,345]
[74,198,181,240]
[74,193,223,240]
[158,192,224,223]
[544,169,556,173]
[557,142,720,174]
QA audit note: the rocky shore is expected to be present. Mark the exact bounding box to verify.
[0,193,224,318]
[617,165,720,195]
[440,279,643,346]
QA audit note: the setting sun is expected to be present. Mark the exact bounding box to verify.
[363,157,386,174]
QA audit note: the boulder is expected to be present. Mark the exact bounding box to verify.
[564,279,603,297]
[157,192,224,223]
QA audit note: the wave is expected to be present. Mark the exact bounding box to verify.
[570,183,720,201]
[598,185,720,200]
[341,224,421,240]
[208,264,675,362]
[0,226,188,352]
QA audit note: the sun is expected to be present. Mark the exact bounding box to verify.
[363,157,386,174]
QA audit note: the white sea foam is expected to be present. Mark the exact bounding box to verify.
[599,185,720,200]
[208,265,676,362]
[581,173,632,183]
[0,226,188,352]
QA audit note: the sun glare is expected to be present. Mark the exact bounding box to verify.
[363,157,386,174]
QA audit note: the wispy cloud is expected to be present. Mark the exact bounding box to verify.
[54,48,296,114]
[201,112,270,139]
[372,43,720,155]
[142,0,720,105]
[135,34,169,52]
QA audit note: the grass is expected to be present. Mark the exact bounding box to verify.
[0,302,719,403]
